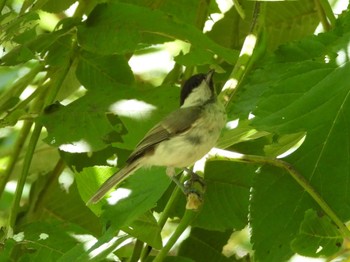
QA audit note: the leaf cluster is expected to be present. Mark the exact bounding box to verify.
[0,0,350,261]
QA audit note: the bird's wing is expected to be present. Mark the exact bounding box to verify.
[127,106,202,163]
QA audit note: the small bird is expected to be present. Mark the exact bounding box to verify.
[87,70,226,204]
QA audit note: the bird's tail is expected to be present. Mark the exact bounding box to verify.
[87,161,141,205]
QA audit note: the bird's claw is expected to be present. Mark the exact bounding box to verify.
[183,169,206,210]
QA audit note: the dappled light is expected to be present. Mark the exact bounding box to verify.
[107,188,132,205]
[109,99,157,119]
[59,139,92,153]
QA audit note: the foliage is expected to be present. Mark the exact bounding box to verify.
[0,0,350,261]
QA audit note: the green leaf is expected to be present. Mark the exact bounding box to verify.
[263,132,306,158]
[250,166,306,262]
[120,0,201,26]
[60,146,125,172]
[101,166,171,229]
[38,91,124,153]
[76,50,134,89]
[193,161,254,231]
[45,34,73,66]
[174,48,216,67]
[75,166,117,216]
[35,0,77,13]
[0,11,39,43]
[77,2,238,64]
[291,209,342,257]
[264,0,320,50]
[178,228,234,262]
[247,13,350,262]
[10,221,93,261]
[12,26,37,44]
[163,257,194,262]
[0,239,16,262]
[58,227,124,262]
[1,29,72,65]
[76,166,171,229]
[123,211,162,249]
[253,59,350,217]
[38,84,179,153]
[208,1,319,51]
[217,119,270,149]
[28,171,102,235]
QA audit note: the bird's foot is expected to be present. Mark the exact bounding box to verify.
[183,168,206,210]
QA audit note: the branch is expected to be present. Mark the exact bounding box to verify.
[206,148,350,239]
[153,209,198,262]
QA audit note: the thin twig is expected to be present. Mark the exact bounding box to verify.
[207,148,350,238]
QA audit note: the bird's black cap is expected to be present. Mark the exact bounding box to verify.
[180,70,214,106]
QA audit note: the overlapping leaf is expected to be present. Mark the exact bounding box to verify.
[244,12,350,261]
[77,2,238,64]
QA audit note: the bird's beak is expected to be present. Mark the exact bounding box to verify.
[205,69,215,84]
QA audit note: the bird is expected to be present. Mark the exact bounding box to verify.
[87,70,226,204]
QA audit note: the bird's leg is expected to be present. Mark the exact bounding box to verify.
[166,167,187,193]
[183,168,206,189]
[166,167,206,206]
[183,168,206,210]
[183,168,206,197]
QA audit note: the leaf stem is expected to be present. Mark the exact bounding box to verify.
[0,0,6,13]
[0,63,44,112]
[6,122,43,237]
[0,121,33,200]
[233,0,246,20]
[207,149,350,238]
[219,2,265,107]
[129,239,144,262]
[158,185,182,229]
[153,210,198,262]
[315,0,336,29]
[5,57,72,238]
[140,182,183,261]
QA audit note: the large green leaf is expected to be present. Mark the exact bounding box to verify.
[246,12,350,262]
[77,2,238,64]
